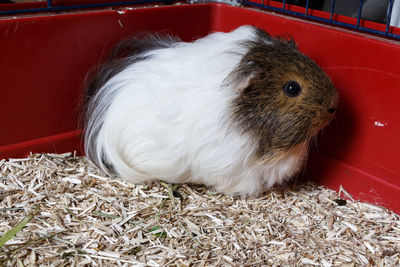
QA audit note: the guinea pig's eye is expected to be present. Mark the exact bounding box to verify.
[283,81,302,98]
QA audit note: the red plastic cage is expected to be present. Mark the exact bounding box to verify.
[1,2,399,213]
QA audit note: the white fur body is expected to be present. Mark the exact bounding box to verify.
[85,26,307,196]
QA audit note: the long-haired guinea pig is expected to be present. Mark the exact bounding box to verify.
[84,25,338,196]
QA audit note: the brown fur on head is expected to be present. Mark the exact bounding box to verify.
[229,28,338,161]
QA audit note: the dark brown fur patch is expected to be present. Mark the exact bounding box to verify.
[230,27,338,160]
[84,33,180,105]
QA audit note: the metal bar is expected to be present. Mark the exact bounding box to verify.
[282,0,286,10]
[305,0,309,16]
[47,0,52,8]
[386,0,395,35]
[356,0,364,29]
[330,0,336,22]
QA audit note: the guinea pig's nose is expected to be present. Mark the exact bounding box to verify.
[328,107,336,114]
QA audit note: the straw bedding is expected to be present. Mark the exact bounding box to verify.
[0,153,399,266]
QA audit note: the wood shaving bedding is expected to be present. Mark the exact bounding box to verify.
[0,153,399,266]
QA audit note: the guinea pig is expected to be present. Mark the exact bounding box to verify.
[84,25,338,196]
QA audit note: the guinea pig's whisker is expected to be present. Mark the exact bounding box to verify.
[311,134,319,153]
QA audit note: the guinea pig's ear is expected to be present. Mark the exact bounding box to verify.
[235,72,257,94]
[223,63,258,95]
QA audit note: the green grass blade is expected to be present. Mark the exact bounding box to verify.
[0,208,37,248]
[92,211,120,219]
